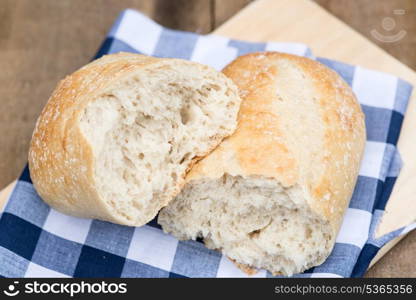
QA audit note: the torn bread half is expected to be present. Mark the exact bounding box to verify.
[158,52,366,276]
[28,52,241,226]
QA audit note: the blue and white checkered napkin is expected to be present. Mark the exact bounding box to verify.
[0,9,415,278]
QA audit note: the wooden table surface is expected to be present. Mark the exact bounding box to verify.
[0,0,415,277]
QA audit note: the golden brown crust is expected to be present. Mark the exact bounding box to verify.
[187,52,366,256]
[28,52,237,226]
[228,258,259,275]
[230,258,284,276]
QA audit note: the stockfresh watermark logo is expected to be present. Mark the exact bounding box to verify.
[2,280,127,297]
[3,281,20,297]
[370,9,407,43]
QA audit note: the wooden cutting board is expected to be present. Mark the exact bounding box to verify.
[1,0,415,271]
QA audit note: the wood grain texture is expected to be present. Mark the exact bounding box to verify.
[0,0,415,277]
[366,232,416,277]
[214,0,253,28]
[152,0,212,33]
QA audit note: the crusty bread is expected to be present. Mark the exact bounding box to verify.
[158,52,366,276]
[28,52,241,226]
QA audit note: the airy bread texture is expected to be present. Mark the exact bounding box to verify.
[158,52,366,276]
[29,53,241,226]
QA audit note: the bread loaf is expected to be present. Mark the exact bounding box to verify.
[158,52,366,276]
[28,53,241,226]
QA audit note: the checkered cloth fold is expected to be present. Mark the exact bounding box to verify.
[0,9,414,278]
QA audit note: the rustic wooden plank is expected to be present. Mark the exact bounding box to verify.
[214,0,253,28]
[152,0,212,33]
[366,232,416,277]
